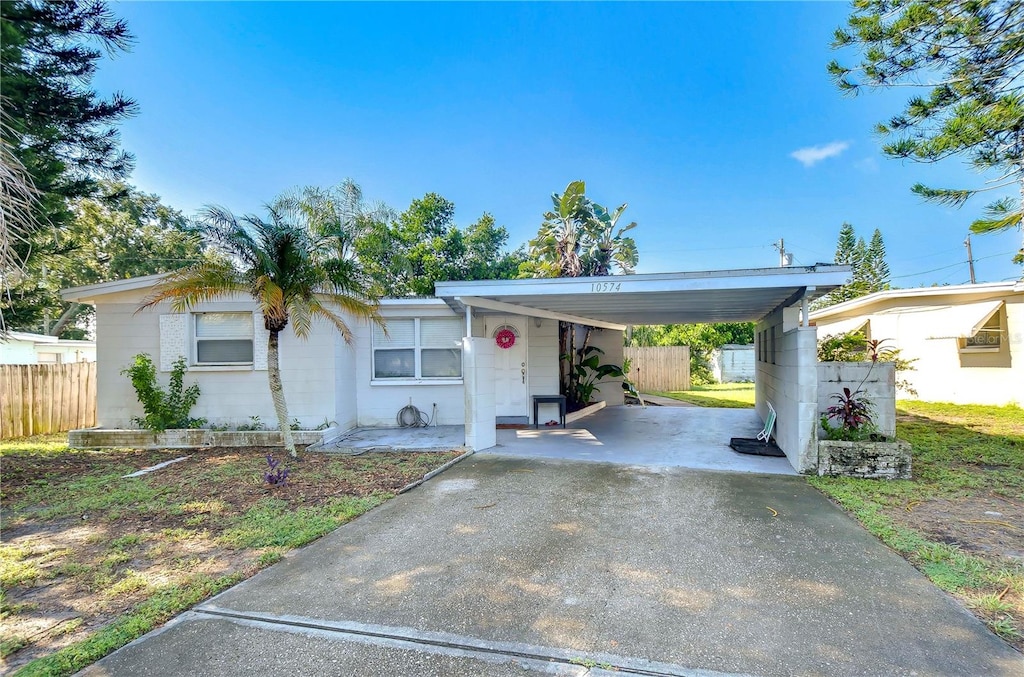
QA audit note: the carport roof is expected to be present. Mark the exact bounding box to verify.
[435,265,850,329]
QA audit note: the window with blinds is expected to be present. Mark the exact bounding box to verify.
[372,318,462,380]
[194,312,254,365]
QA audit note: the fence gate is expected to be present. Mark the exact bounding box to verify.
[623,346,691,393]
[0,362,97,439]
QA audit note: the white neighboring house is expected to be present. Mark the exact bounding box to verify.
[0,331,96,365]
[810,281,1023,406]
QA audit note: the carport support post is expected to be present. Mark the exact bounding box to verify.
[463,336,496,451]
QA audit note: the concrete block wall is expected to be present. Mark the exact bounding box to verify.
[817,361,896,438]
[334,331,359,432]
[755,305,819,473]
[464,337,496,450]
[95,291,337,429]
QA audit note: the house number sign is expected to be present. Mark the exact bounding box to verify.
[590,281,622,292]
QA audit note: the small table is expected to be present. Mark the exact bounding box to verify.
[532,394,567,429]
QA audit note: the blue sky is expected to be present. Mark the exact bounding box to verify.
[96,1,1022,287]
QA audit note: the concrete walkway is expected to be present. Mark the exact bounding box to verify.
[85,456,1022,677]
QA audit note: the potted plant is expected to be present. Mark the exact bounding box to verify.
[818,387,911,479]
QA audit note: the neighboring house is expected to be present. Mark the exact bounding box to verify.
[0,331,96,365]
[62,265,851,473]
[810,281,1023,406]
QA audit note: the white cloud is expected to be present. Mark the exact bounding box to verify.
[790,141,850,167]
[854,156,879,173]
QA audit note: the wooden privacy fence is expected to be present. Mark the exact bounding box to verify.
[0,362,97,439]
[624,346,691,393]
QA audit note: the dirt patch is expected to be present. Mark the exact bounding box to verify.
[893,494,1024,562]
[0,446,461,673]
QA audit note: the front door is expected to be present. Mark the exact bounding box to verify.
[492,319,528,417]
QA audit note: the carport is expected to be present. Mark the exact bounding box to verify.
[435,265,850,473]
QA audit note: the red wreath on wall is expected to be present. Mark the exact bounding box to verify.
[495,328,517,349]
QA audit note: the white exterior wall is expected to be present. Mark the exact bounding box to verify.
[0,338,39,364]
[712,345,755,383]
[816,294,1022,406]
[94,290,337,429]
[588,327,625,406]
[463,336,496,450]
[755,306,819,473]
[353,303,465,427]
[334,332,358,431]
[527,318,559,399]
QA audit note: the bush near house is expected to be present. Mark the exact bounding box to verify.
[0,436,461,675]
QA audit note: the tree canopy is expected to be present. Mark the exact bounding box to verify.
[815,223,891,308]
[829,0,1024,265]
[353,192,525,297]
[1,0,139,330]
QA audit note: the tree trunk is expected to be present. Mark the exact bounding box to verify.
[267,329,297,457]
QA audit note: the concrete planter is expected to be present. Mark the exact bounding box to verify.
[68,428,325,449]
[817,439,912,479]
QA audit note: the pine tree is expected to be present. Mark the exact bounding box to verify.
[834,222,857,266]
[864,229,891,293]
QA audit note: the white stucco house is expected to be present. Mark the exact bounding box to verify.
[0,331,96,365]
[811,281,1023,406]
[62,264,851,473]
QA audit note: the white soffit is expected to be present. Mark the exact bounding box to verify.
[922,300,1004,339]
[435,266,850,326]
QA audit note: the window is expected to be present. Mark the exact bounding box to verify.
[194,312,254,365]
[961,311,1003,352]
[373,318,462,380]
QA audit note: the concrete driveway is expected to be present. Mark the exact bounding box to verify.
[84,456,1022,677]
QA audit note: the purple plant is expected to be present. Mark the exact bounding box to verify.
[825,387,873,431]
[264,454,289,487]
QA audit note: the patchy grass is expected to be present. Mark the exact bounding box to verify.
[0,437,462,675]
[652,383,755,409]
[809,401,1024,651]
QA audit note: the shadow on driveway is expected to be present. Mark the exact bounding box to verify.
[85,456,1022,676]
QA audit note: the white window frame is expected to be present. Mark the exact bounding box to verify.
[193,312,255,366]
[371,317,463,384]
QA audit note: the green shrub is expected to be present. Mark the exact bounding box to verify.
[121,354,206,432]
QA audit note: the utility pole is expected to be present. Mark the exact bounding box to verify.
[773,238,792,267]
[964,235,976,284]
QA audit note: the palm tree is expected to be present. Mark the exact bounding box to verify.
[529,180,590,278]
[582,202,638,276]
[139,204,381,457]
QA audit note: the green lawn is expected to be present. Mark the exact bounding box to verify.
[0,435,461,676]
[651,382,755,408]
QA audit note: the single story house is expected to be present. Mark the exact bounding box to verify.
[0,331,96,365]
[62,264,851,473]
[810,280,1023,406]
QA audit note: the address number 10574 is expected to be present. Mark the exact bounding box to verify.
[590,281,622,292]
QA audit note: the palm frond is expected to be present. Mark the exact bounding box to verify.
[137,263,247,313]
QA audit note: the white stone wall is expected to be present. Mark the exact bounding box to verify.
[334,330,358,432]
[755,305,819,473]
[0,339,40,364]
[95,290,337,429]
[817,361,896,438]
[711,345,755,383]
